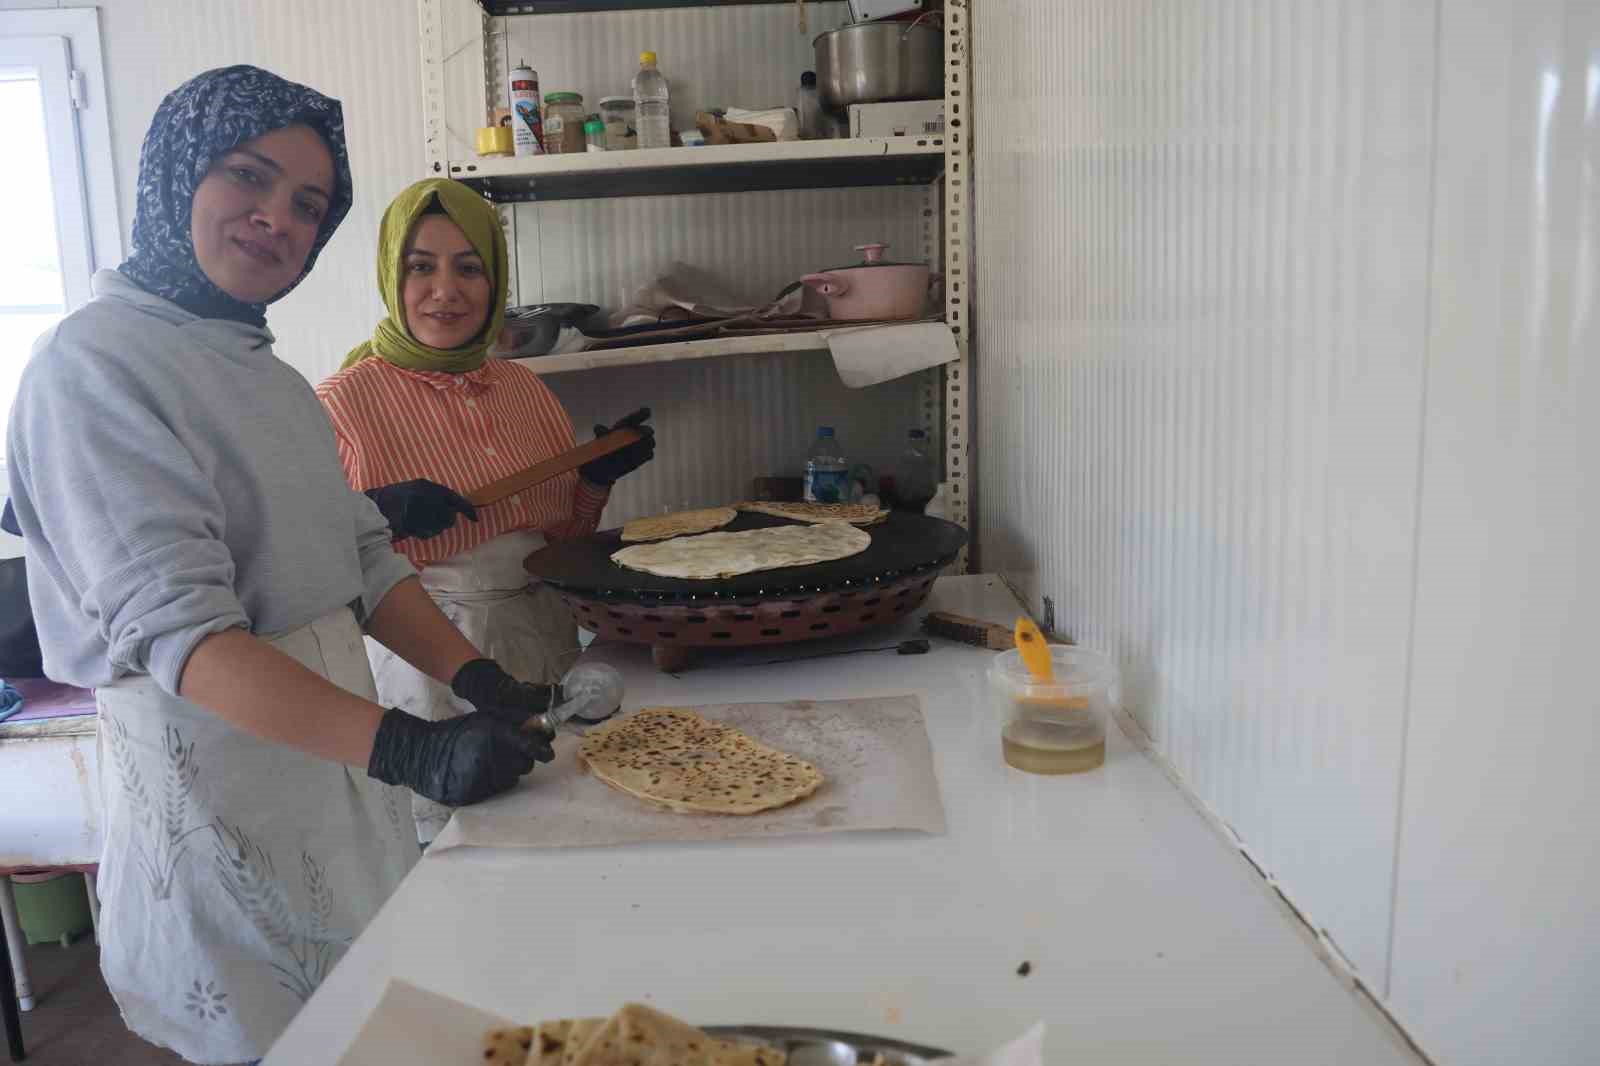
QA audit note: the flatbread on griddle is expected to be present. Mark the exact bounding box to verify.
[736,500,889,526]
[570,1004,786,1066]
[610,522,870,580]
[620,507,737,543]
[578,708,824,815]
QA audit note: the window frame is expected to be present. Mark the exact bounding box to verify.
[2,8,121,292]
[1,8,119,477]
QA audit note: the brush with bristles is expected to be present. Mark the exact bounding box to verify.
[921,611,1021,650]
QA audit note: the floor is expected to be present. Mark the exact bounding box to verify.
[10,937,183,1065]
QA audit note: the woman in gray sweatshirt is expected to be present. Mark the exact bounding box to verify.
[4,66,570,1064]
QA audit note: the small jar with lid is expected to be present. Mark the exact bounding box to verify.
[542,92,586,154]
[599,96,637,150]
[584,116,607,152]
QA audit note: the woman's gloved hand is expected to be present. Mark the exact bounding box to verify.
[367,707,552,806]
[365,479,478,540]
[450,658,559,728]
[579,408,656,487]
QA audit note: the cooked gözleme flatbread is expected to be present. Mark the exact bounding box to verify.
[578,708,824,815]
[620,507,738,543]
[609,522,870,580]
[736,500,889,526]
[572,1004,786,1066]
[485,1005,787,1066]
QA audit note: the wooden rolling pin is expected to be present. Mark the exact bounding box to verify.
[466,425,645,507]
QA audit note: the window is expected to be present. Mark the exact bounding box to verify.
[0,10,118,464]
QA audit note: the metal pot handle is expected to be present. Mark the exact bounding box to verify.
[901,10,943,39]
[801,272,851,298]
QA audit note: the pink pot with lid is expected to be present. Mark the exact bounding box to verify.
[801,243,940,321]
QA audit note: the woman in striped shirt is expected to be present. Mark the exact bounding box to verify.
[317,178,654,842]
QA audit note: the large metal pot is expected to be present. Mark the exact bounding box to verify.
[813,19,942,112]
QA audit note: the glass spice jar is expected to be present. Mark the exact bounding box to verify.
[542,92,586,154]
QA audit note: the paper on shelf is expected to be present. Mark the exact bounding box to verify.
[824,322,959,388]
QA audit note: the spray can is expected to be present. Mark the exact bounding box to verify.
[508,61,544,157]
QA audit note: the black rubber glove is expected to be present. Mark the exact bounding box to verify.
[450,658,560,729]
[579,408,657,487]
[367,708,553,806]
[365,479,478,540]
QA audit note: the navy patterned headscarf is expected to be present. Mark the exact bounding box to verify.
[118,65,354,328]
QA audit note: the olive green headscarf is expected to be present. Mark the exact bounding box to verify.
[342,178,508,372]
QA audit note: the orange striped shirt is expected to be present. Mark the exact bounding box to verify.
[315,358,609,568]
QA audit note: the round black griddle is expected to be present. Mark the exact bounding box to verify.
[525,511,968,603]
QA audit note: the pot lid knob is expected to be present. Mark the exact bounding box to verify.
[854,242,889,264]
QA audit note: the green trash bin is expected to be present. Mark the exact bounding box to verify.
[10,872,93,947]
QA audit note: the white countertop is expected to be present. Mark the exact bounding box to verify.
[267,575,1417,1066]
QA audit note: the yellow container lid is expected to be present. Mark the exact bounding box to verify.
[640,50,658,65]
[476,126,513,156]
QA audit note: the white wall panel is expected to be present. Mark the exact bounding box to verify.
[972,0,1437,986]
[1388,1,1600,1063]
[513,184,926,308]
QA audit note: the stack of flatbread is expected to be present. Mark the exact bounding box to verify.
[484,1004,789,1066]
[737,500,889,526]
[578,708,824,815]
[620,507,737,543]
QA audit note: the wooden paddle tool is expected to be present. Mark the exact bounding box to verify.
[465,408,649,508]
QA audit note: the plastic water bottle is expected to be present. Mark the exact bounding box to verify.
[795,71,823,140]
[803,427,850,503]
[895,428,936,510]
[632,51,671,149]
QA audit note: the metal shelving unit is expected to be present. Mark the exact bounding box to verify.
[476,0,793,13]
[511,331,836,375]
[418,0,971,549]
[447,137,945,201]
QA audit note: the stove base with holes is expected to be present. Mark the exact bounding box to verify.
[525,512,968,672]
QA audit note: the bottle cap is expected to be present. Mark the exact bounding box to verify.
[801,71,817,87]
[640,50,658,65]
[584,118,606,134]
[818,426,835,437]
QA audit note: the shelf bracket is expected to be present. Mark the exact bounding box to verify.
[943,0,973,569]
[420,0,448,174]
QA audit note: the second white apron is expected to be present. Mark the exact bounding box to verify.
[367,530,581,842]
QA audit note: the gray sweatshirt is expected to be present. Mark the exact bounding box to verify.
[6,270,414,695]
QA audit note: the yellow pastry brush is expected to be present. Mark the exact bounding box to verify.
[1013,616,1054,682]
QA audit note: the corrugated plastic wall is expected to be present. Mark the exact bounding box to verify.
[973,0,1438,988]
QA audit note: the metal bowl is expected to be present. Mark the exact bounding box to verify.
[498,303,599,358]
[813,20,943,112]
[704,1025,951,1066]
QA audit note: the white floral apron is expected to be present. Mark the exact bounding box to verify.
[366,531,581,843]
[95,607,419,1065]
